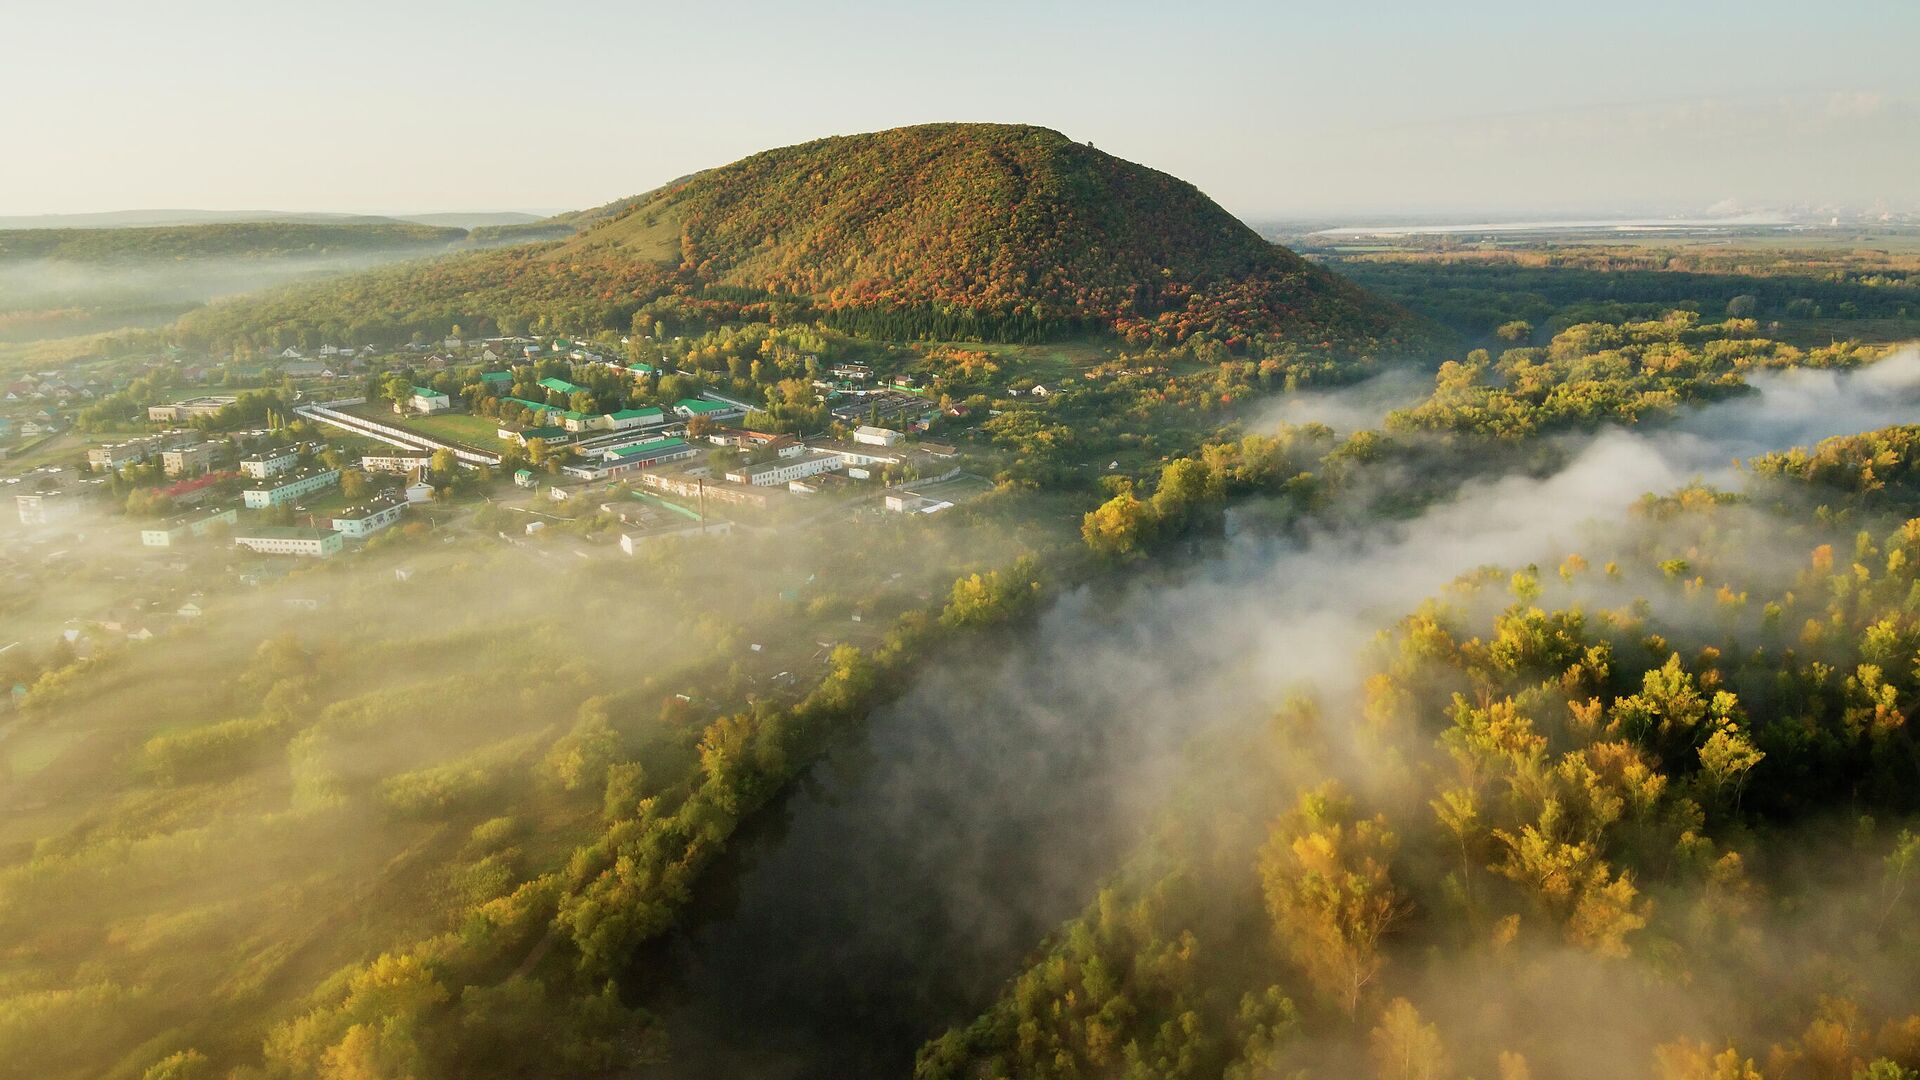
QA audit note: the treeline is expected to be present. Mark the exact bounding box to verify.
[1329,250,1920,339]
[0,222,467,264]
[1386,312,1882,439]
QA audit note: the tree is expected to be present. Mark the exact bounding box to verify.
[141,1050,211,1080]
[1083,489,1152,559]
[1259,785,1406,1016]
[1496,320,1533,343]
[381,373,414,408]
[546,699,624,793]
[1369,998,1451,1080]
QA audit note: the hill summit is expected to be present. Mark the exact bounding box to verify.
[560,123,1397,346]
[180,124,1408,352]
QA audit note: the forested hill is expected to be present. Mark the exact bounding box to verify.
[0,222,469,263]
[561,123,1395,344]
[175,124,1415,353]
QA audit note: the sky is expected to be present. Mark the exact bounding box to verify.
[5,0,1919,221]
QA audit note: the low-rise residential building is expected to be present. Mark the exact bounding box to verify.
[498,424,570,448]
[639,470,773,509]
[88,431,202,472]
[85,442,135,471]
[674,397,737,420]
[232,525,343,558]
[139,506,237,547]
[853,425,903,446]
[88,440,152,472]
[562,437,699,480]
[809,439,903,469]
[331,494,406,538]
[242,467,340,508]
[160,442,214,477]
[239,447,299,479]
[725,450,843,488]
[602,436,696,467]
[539,376,586,397]
[606,407,664,430]
[404,478,435,504]
[513,468,538,488]
[146,395,238,422]
[707,428,803,457]
[407,386,451,414]
[16,491,76,525]
[361,453,435,474]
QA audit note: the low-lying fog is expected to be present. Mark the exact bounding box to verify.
[648,346,1920,1078]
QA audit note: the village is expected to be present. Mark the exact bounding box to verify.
[0,330,1009,674]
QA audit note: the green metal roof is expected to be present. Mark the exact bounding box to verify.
[608,437,688,459]
[479,371,513,383]
[502,397,552,412]
[410,386,443,398]
[626,363,656,374]
[675,398,729,414]
[539,377,585,395]
[609,407,663,420]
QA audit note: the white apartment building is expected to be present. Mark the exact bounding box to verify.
[160,443,213,478]
[725,450,844,488]
[240,448,299,479]
[360,453,435,474]
[331,496,406,538]
[139,507,237,547]
[232,526,343,558]
[242,468,340,508]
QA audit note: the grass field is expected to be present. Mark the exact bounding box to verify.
[342,404,503,449]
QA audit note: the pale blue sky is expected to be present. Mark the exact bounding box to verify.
[5,0,1917,218]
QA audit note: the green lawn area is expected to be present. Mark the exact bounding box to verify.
[3,432,81,472]
[341,405,504,449]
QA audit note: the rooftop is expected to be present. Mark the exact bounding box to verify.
[608,437,689,459]
[234,525,338,541]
